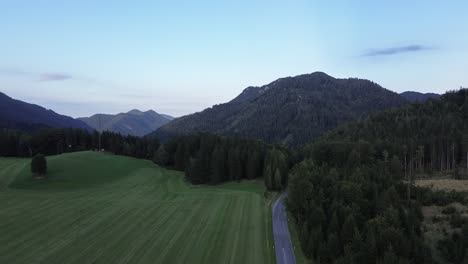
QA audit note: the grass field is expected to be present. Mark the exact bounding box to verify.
[0,151,274,264]
[415,179,468,192]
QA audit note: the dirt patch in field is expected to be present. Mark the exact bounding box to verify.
[415,179,468,192]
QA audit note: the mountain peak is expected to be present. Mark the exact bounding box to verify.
[154,72,407,146]
[127,109,143,115]
[400,91,441,103]
[79,109,173,136]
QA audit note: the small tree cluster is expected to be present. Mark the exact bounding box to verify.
[31,153,47,178]
[154,133,289,187]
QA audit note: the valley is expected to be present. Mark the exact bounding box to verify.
[0,152,274,264]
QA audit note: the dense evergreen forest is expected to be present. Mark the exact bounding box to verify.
[0,128,290,189]
[288,89,468,263]
[153,133,290,188]
[321,89,468,177]
[0,128,160,160]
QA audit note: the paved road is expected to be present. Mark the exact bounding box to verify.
[272,193,296,264]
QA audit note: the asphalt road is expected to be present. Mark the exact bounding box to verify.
[272,193,296,264]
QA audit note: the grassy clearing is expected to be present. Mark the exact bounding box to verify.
[415,179,468,192]
[0,151,273,264]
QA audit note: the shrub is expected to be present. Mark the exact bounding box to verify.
[31,153,47,177]
[450,212,467,228]
[442,206,457,215]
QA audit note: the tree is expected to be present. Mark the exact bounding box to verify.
[274,168,282,190]
[381,246,399,264]
[246,149,262,179]
[341,215,357,246]
[463,133,468,175]
[228,147,242,181]
[31,153,47,178]
[263,148,288,191]
[174,141,186,170]
[264,166,273,190]
[389,155,402,180]
[211,145,226,183]
[153,145,169,166]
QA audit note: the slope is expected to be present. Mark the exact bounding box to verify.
[0,92,91,131]
[153,72,407,146]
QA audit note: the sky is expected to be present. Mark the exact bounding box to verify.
[1,1,467,118]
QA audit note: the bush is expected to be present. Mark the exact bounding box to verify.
[450,212,467,228]
[31,153,47,177]
[442,206,457,215]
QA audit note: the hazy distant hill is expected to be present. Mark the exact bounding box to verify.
[400,91,440,103]
[153,72,408,146]
[0,91,91,132]
[79,109,173,137]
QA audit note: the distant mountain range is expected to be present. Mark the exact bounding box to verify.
[0,91,91,132]
[79,110,173,137]
[400,91,441,102]
[152,72,408,146]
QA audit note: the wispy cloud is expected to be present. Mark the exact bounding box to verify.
[0,67,73,82]
[0,67,29,76]
[362,45,433,57]
[39,73,72,82]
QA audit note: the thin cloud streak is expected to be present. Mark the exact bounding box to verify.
[39,73,72,82]
[0,66,73,82]
[362,45,433,57]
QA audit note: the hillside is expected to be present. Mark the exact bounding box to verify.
[153,72,408,146]
[319,88,468,173]
[290,89,468,263]
[400,91,441,103]
[1,152,273,263]
[79,109,173,137]
[0,92,91,131]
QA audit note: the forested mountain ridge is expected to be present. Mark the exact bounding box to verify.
[287,89,468,263]
[0,91,91,132]
[320,88,468,174]
[400,91,441,103]
[153,72,408,146]
[79,109,173,137]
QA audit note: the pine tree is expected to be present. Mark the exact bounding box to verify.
[211,145,226,183]
[264,166,272,190]
[228,147,241,181]
[174,142,186,170]
[31,153,47,178]
[274,168,282,190]
[246,149,262,179]
[341,215,357,246]
[153,145,169,166]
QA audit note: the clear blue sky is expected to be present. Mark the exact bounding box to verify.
[1,1,467,117]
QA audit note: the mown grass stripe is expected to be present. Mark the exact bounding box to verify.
[0,153,271,264]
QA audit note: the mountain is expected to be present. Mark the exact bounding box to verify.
[153,72,408,146]
[400,91,440,102]
[79,109,173,137]
[0,91,91,132]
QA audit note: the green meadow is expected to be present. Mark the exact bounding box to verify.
[0,151,274,264]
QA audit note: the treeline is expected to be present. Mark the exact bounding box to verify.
[0,128,159,160]
[320,89,468,178]
[288,140,432,263]
[153,133,289,188]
